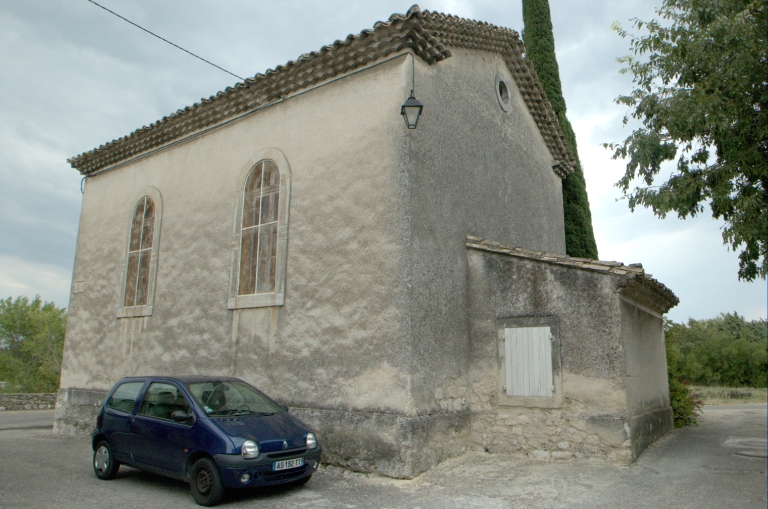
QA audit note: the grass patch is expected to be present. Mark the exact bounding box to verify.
[691,386,768,405]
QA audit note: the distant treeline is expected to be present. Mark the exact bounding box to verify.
[666,313,767,389]
[0,296,67,393]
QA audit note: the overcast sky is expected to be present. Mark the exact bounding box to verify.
[0,0,764,322]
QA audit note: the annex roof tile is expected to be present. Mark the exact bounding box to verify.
[465,235,679,314]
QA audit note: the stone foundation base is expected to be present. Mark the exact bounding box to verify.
[287,408,470,478]
[53,388,107,436]
[470,406,634,464]
[468,405,672,465]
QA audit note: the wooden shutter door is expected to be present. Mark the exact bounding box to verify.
[505,326,553,397]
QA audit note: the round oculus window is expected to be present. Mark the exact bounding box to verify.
[495,73,511,112]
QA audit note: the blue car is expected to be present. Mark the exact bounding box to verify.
[92,376,321,506]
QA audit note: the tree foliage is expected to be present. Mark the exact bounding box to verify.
[0,296,67,393]
[522,0,599,260]
[666,312,767,387]
[608,0,768,280]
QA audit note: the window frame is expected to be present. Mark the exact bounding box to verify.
[106,381,146,414]
[497,317,563,408]
[117,187,163,318]
[495,72,512,112]
[228,148,291,309]
[137,381,194,424]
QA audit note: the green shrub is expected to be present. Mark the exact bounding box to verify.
[668,377,701,427]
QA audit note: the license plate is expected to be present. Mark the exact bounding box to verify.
[273,457,304,471]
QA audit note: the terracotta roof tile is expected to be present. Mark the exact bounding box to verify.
[465,235,679,314]
[69,5,575,177]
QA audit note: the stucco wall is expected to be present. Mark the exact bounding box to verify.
[620,299,673,460]
[62,54,410,400]
[59,52,481,477]
[403,48,567,417]
[59,56,418,450]
[467,249,634,463]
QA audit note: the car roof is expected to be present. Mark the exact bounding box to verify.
[117,375,244,384]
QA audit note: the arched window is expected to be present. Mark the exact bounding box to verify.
[124,196,155,307]
[228,148,290,309]
[239,160,280,295]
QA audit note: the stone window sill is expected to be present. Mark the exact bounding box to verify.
[117,306,153,318]
[228,293,284,309]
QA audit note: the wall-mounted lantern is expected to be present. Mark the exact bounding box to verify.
[401,90,423,129]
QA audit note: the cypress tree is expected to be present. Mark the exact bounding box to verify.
[522,0,598,259]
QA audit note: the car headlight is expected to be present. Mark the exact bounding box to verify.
[306,432,318,449]
[241,440,259,458]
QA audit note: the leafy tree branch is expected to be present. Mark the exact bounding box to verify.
[606,0,767,280]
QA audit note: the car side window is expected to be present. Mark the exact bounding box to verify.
[138,382,192,421]
[107,381,145,413]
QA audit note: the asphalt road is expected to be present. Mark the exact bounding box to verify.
[0,405,765,508]
[0,409,56,430]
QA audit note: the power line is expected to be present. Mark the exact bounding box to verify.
[86,0,244,81]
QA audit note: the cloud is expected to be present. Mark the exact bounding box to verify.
[0,255,73,308]
[0,0,763,321]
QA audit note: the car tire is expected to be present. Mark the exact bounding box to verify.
[93,440,120,480]
[190,457,225,507]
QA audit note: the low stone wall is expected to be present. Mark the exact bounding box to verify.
[53,388,107,436]
[0,393,57,411]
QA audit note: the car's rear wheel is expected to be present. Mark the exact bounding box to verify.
[190,457,225,506]
[93,440,120,480]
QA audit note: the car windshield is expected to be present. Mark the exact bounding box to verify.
[185,380,284,417]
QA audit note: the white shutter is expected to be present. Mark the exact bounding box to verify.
[505,326,552,397]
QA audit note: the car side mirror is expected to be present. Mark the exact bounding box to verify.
[171,410,193,423]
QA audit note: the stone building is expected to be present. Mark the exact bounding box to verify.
[56,6,678,478]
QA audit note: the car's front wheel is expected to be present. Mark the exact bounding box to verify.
[93,440,120,480]
[190,457,225,506]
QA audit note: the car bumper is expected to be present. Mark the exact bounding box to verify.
[214,446,322,489]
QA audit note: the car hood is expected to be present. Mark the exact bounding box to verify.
[210,411,310,449]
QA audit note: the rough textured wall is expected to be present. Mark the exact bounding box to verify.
[59,57,412,431]
[620,299,673,459]
[402,48,567,419]
[57,46,594,477]
[58,54,475,478]
[467,249,634,463]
